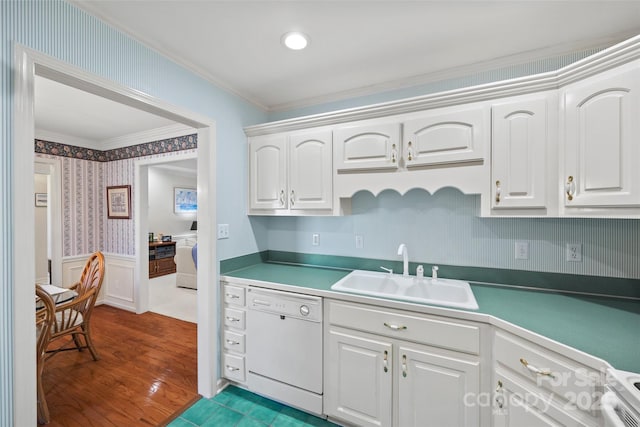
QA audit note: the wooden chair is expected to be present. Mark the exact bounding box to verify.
[47,251,105,361]
[36,284,55,424]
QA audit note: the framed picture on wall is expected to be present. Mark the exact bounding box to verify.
[174,187,197,214]
[106,185,132,219]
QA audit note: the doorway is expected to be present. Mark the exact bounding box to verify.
[14,45,218,424]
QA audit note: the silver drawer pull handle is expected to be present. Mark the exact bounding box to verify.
[226,339,240,345]
[226,293,240,299]
[226,316,240,322]
[384,322,407,331]
[226,365,240,372]
[252,299,270,306]
[520,358,555,378]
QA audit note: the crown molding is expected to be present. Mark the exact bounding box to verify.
[246,34,640,137]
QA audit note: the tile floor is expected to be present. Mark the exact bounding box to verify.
[168,385,340,427]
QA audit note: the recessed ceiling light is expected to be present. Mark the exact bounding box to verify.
[282,32,309,50]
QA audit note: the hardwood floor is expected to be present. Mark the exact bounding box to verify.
[41,305,198,426]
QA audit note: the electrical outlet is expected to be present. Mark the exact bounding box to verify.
[312,233,320,246]
[355,235,364,249]
[217,224,229,239]
[566,243,582,262]
[515,241,529,260]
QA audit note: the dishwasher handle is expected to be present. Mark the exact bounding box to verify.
[251,298,271,307]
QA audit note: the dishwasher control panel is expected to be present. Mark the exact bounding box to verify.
[247,287,322,322]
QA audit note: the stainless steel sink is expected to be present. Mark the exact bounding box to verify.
[331,270,479,310]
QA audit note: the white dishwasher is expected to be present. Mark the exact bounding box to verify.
[246,287,323,415]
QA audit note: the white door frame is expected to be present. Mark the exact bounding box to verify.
[33,157,63,288]
[13,45,218,426]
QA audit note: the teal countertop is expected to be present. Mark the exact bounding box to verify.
[222,262,640,373]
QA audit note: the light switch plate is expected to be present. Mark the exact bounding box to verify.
[217,224,229,239]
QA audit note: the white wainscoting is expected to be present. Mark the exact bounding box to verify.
[62,253,136,311]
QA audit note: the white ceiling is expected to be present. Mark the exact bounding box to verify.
[72,0,640,112]
[35,76,178,145]
[36,1,640,144]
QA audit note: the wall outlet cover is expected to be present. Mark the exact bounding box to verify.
[515,241,529,260]
[312,233,320,246]
[566,243,582,262]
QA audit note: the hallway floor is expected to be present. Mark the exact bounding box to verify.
[168,386,339,427]
[150,273,197,323]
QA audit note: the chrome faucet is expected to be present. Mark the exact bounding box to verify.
[432,265,439,281]
[397,243,409,276]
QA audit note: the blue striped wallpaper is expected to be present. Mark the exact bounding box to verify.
[261,189,640,280]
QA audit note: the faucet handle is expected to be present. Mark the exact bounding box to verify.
[416,265,424,278]
[432,265,439,280]
[380,266,393,275]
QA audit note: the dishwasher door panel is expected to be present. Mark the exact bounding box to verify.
[247,309,323,394]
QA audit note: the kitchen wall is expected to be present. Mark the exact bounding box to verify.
[256,189,640,280]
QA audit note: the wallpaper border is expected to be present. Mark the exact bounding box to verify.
[34,133,197,161]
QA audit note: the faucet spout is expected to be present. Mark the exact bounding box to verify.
[397,244,409,276]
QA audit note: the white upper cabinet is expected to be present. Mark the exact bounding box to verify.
[491,94,554,212]
[289,130,333,210]
[248,130,332,214]
[403,106,486,167]
[249,134,288,211]
[562,61,640,212]
[334,122,401,171]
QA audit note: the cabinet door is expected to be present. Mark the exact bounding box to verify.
[249,134,288,210]
[289,130,333,210]
[563,64,640,208]
[325,329,393,427]
[492,97,549,209]
[334,122,401,171]
[403,106,486,167]
[398,344,480,427]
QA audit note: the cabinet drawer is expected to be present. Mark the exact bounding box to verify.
[328,300,480,354]
[223,330,246,354]
[494,330,600,414]
[224,307,246,330]
[494,369,597,427]
[223,284,246,306]
[223,353,246,383]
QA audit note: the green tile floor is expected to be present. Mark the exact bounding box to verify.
[168,385,340,427]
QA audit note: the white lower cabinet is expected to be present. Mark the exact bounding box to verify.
[492,328,602,427]
[326,328,393,427]
[398,344,480,427]
[324,300,483,427]
[221,282,247,383]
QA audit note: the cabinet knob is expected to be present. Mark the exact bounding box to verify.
[391,144,397,163]
[383,350,389,373]
[279,189,286,206]
[495,180,501,203]
[406,141,413,161]
[290,190,295,206]
[565,176,575,201]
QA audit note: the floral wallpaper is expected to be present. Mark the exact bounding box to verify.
[35,135,197,257]
[35,134,197,161]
